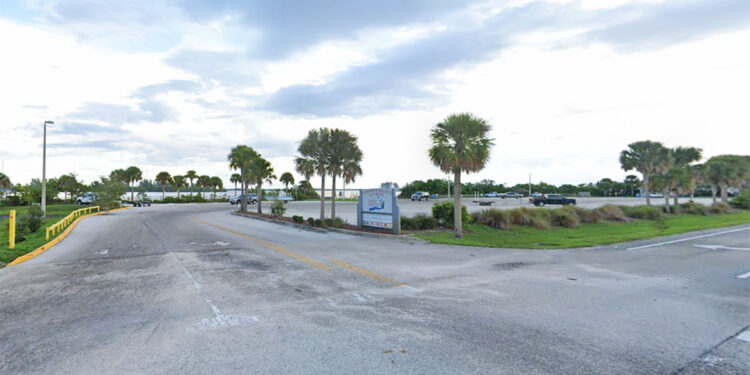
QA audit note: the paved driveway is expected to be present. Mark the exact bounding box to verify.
[1,203,747,374]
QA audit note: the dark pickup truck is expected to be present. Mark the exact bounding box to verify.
[530,194,576,206]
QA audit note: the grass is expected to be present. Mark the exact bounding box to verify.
[0,204,81,265]
[414,211,750,249]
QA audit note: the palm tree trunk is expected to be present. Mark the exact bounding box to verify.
[162,186,166,201]
[320,174,326,221]
[643,174,650,206]
[720,183,729,203]
[331,175,337,219]
[664,190,670,214]
[257,183,263,214]
[454,170,463,239]
[711,184,717,205]
[130,182,134,203]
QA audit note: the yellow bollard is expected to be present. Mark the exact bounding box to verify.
[8,210,16,249]
[46,227,50,241]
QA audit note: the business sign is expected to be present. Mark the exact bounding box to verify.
[361,188,393,214]
[357,188,400,234]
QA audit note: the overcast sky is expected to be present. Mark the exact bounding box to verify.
[1,0,749,189]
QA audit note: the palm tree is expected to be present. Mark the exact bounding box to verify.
[172,175,187,198]
[210,176,223,199]
[429,113,494,238]
[295,128,331,221]
[229,145,260,212]
[619,141,671,206]
[125,166,142,203]
[250,155,276,214]
[198,175,210,198]
[230,173,241,197]
[704,155,750,203]
[185,170,197,195]
[327,129,363,219]
[279,172,295,192]
[155,171,173,201]
[342,158,363,201]
[668,147,702,206]
[0,172,11,200]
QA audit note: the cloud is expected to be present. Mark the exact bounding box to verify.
[69,100,177,124]
[164,49,261,87]
[134,79,205,98]
[49,122,126,135]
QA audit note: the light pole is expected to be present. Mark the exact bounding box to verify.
[528,173,532,198]
[41,120,54,216]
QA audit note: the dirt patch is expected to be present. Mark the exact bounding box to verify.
[197,251,271,271]
[493,262,529,271]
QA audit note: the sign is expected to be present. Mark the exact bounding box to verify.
[357,188,400,234]
[362,213,393,229]
[362,189,392,214]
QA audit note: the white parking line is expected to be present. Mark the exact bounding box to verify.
[737,271,750,279]
[626,227,750,250]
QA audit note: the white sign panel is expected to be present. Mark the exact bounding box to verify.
[362,189,392,214]
[362,213,393,229]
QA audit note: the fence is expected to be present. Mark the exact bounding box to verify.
[46,206,100,240]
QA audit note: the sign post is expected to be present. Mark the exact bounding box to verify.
[357,188,400,234]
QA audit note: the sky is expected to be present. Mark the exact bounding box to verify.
[1,0,749,189]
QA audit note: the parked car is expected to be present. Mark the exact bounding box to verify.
[411,192,430,201]
[530,194,576,206]
[76,193,95,205]
[502,192,524,199]
[230,194,258,205]
[484,192,503,198]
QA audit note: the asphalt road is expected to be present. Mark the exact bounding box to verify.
[1,203,748,374]
[243,197,717,224]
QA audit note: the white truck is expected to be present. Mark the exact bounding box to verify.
[76,193,95,205]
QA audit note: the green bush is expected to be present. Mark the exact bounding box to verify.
[679,201,708,215]
[598,205,629,222]
[162,195,207,204]
[19,205,44,235]
[729,191,750,209]
[307,217,315,225]
[331,217,346,228]
[710,202,733,214]
[474,209,511,229]
[431,200,471,228]
[550,206,580,228]
[624,205,663,220]
[401,217,417,230]
[575,207,602,224]
[271,200,286,217]
[292,215,304,223]
[313,218,322,227]
[401,214,437,231]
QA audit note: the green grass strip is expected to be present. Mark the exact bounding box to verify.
[0,205,82,264]
[414,211,750,249]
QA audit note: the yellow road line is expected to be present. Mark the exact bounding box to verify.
[8,206,133,267]
[193,218,332,273]
[328,258,404,286]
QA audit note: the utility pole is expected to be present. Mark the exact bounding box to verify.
[528,173,532,198]
[41,120,54,216]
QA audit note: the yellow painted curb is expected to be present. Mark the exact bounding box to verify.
[7,206,132,267]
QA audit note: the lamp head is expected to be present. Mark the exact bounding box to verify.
[44,120,54,125]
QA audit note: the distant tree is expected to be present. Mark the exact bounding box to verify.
[667,147,702,206]
[0,172,10,200]
[229,145,260,212]
[429,113,494,238]
[296,128,331,221]
[125,166,142,203]
[328,129,363,218]
[230,173,241,197]
[209,176,223,199]
[623,175,640,196]
[342,159,363,200]
[280,172,295,192]
[56,173,81,203]
[198,175,210,198]
[249,156,276,214]
[93,176,127,211]
[155,171,173,201]
[172,175,187,198]
[619,141,671,206]
[704,155,750,203]
[185,170,198,195]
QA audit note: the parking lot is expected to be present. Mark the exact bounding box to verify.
[246,197,717,224]
[1,203,747,374]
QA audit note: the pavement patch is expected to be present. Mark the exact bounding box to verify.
[329,258,404,287]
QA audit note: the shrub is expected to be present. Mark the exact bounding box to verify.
[679,201,708,215]
[416,215,437,230]
[475,209,511,229]
[323,218,334,227]
[431,200,471,228]
[313,218,322,227]
[575,207,602,224]
[729,191,750,209]
[400,217,417,230]
[307,217,315,225]
[19,205,43,234]
[292,215,304,224]
[598,205,629,222]
[271,200,286,217]
[710,202,733,214]
[550,206,580,228]
[625,205,663,220]
[331,217,347,228]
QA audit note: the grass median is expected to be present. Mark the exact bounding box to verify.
[414,211,750,249]
[0,204,81,265]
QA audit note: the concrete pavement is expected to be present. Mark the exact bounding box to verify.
[0,203,748,374]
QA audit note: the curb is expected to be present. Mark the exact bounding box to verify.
[230,211,411,240]
[7,206,132,267]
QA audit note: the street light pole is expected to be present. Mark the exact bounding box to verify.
[528,173,532,198]
[41,120,54,216]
